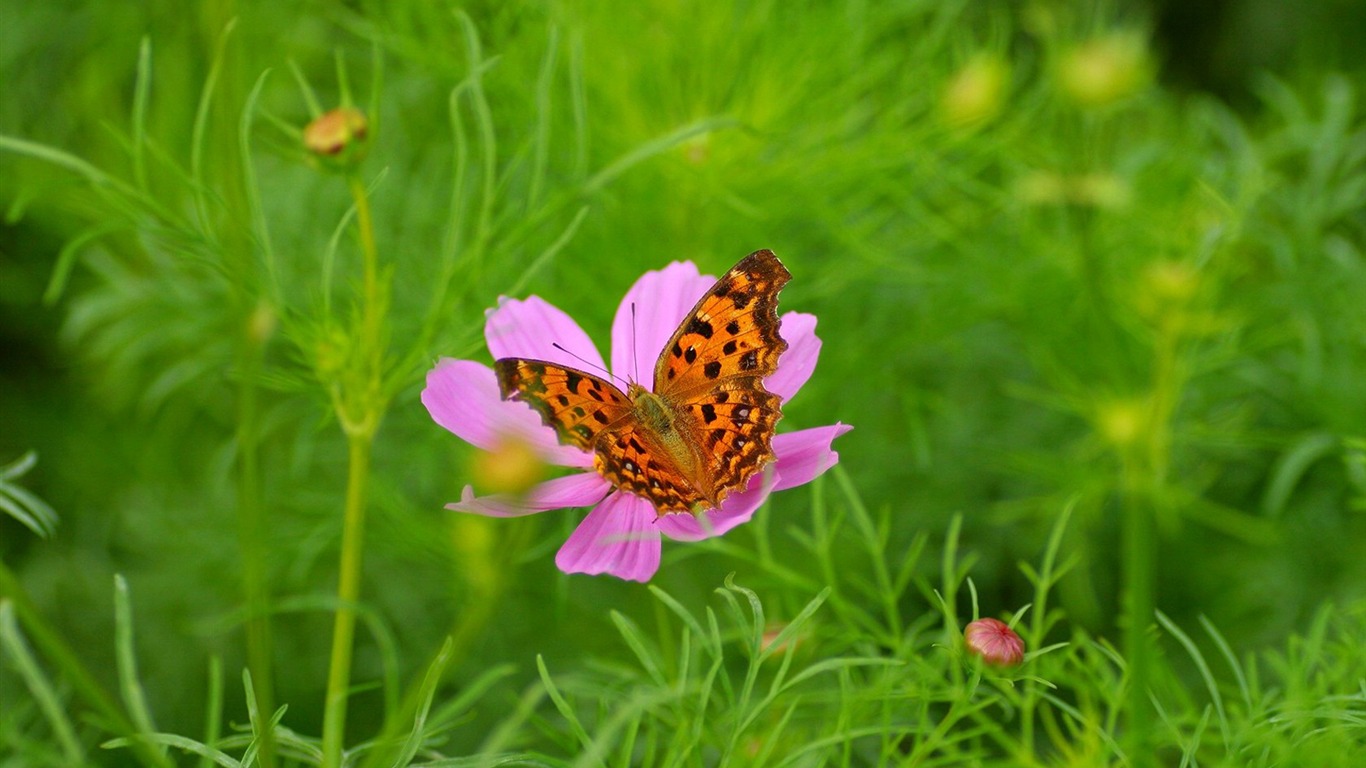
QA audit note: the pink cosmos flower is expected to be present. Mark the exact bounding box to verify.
[422,260,851,582]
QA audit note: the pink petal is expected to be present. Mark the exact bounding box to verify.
[657,467,777,542]
[555,493,662,582]
[772,423,852,491]
[421,359,594,469]
[446,472,612,517]
[610,261,717,387]
[766,312,821,402]
[486,295,606,371]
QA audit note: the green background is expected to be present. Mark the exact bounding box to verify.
[4,1,1366,764]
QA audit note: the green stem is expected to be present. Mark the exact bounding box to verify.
[321,433,373,767]
[349,173,384,384]
[1121,458,1154,765]
[320,173,386,768]
[236,316,276,768]
[1122,327,1178,765]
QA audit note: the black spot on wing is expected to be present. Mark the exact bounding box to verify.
[687,317,714,339]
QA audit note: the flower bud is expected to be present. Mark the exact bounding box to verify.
[940,54,1009,128]
[964,617,1025,667]
[1055,33,1151,108]
[1095,398,1147,449]
[303,107,370,170]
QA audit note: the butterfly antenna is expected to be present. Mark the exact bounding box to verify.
[550,343,621,386]
[630,302,640,385]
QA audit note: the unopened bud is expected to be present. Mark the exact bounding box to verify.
[1056,34,1151,108]
[941,54,1009,128]
[304,107,370,169]
[964,618,1025,667]
[1096,398,1147,448]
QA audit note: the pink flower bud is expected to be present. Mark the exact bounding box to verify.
[964,618,1025,667]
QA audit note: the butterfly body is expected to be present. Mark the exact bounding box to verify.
[496,250,791,515]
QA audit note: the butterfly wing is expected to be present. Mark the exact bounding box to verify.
[495,249,793,515]
[495,359,632,451]
[652,249,792,505]
[497,358,709,511]
[591,420,711,512]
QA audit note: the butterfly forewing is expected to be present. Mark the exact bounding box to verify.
[652,249,792,506]
[495,359,632,450]
[654,249,792,399]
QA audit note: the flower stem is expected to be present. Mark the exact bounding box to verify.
[321,433,373,767]
[1121,325,1179,766]
[320,172,386,768]
[349,173,384,381]
[235,322,276,768]
[1121,464,1155,765]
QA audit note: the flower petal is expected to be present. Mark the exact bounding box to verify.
[772,423,852,491]
[610,261,717,387]
[658,467,777,542]
[766,312,821,402]
[486,295,606,371]
[555,492,662,582]
[422,359,594,469]
[446,472,612,517]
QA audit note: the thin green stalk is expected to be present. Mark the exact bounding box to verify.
[321,433,374,767]
[236,321,276,768]
[1121,458,1155,765]
[321,172,386,768]
[1121,320,1180,766]
[349,174,384,386]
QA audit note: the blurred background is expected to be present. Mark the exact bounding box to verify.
[4,0,1366,758]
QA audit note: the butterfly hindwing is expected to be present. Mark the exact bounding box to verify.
[683,383,784,500]
[593,423,702,513]
[495,359,632,451]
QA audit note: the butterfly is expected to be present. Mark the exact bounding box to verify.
[495,250,791,515]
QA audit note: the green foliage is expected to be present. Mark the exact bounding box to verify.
[3,0,1366,765]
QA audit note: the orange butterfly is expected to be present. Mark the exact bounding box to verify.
[495,250,791,515]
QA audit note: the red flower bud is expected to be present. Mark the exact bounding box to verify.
[964,618,1025,667]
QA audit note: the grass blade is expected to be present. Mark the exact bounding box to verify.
[113,575,163,757]
[0,600,85,764]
